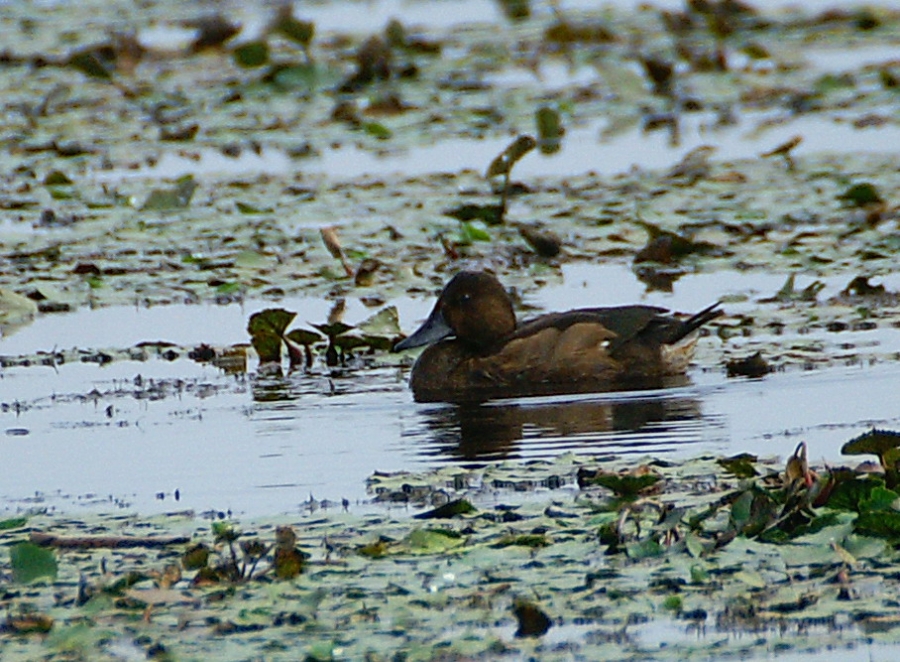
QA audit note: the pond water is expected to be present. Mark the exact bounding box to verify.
[93,109,900,184]
[3,263,899,517]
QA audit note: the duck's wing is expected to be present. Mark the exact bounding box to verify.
[513,303,722,350]
[513,306,666,345]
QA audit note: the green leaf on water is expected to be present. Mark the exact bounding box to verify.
[248,308,296,340]
[535,106,562,154]
[215,281,241,294]
[10,542,58,584]
[717,454,759,478]
[458,221,491,244]
[233,41,270,68]
[235,201,274,214]
[363,122,392,139]
[838,182,883,207]
[0,517,27,530]
[263,62,320,90]
[141,175,197,211]
[856,510,900,538]
[626,537,664,560]
[271,8,315,47]
[43,170,73,186]
[860,486,900,512]
[663,595,683,611]
[252,331,283,363]
[403,528,466,554]
[234,250,268,268]
[444,203,503,226]
[581,472,661,498]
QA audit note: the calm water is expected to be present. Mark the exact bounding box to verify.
[3,264,899,516]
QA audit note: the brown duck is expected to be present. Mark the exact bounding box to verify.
[394,271,722,402]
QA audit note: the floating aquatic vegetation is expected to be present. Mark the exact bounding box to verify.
[4,442,900,658]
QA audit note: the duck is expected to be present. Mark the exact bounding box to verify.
[394,271,722,402]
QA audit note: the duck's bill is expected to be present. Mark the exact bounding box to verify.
[393,307,453,351]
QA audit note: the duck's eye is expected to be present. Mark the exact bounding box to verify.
[459,293,472,304]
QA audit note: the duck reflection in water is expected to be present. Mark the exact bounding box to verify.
[395,271,721,460]
[411,376,705,462]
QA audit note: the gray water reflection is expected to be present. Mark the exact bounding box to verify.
[406,382,716,463]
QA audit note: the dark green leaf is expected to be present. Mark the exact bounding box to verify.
[860,486,900,513]
[443,203,503,226]
[828,475,884,512]
[0,517,28,530]
[842,428,900,463]
[285,328,321,345]
[233,41,269,68]
[43,171,73,186]
[271,10,314,46]
[10,542,58,584]
[581,472,661,498]
[856,510,900,538]
[838,182,883,207]
[248,308,297,338]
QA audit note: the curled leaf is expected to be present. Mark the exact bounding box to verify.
[486,135,536,179]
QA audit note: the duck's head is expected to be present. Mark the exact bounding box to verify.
[394,271,517,353]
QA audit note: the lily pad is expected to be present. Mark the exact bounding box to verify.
[10,542,58,584]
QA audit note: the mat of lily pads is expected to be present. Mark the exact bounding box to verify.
[4,447,900,661]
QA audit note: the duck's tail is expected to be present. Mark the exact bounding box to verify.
[666,301,723,345]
